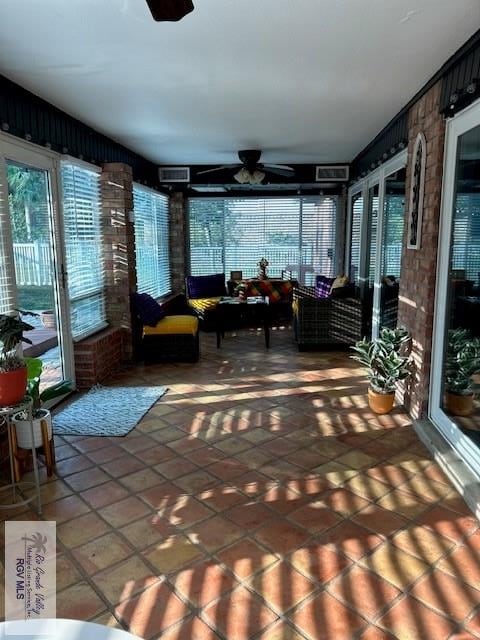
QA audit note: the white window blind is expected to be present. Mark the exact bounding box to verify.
[188,196,338,284]
[0,162,16,314]
[382,194,405,278]
[61,163,106,339]
[452,193,480,283]
[133,186,171,298]
[349,193,363,284]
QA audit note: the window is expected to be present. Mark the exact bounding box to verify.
[188,196,339,283]
[61,162,106,339]
[133,186,171,298]
[348,193,363,284]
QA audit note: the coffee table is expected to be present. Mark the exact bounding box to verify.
[216,296,270,348]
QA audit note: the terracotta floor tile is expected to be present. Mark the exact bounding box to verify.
[175,470,220,493]
[357,626,396,639]
[185,515,244,552]
[197,486,246,512]
[115,581,189,640]
[202,585,278,640]
[72,436,113,454]
[316,487,372,517]
[224,501,275,530]
[376,490,431,519]
[409,569,480,622]
[57,512,109,548]
[293,591,367,640]
[143,533,203,574]
[98,496,151,528]
[352,504,408,538]
[64,467,110,491]
[80,480,129,509]
[437,545,480,590]
[287,502,342,534]
[158,616,220,640]
[155,457,199,481]
[120,514,176,550]
[166,495,215,528]
[283,448,329,470]
[343,474,392,501]
[254,518,310,555]
[134,444,176,465]
[172,560,239,607]
[288,541,352,584]
[312,461,358,486]
[56,554,82,591]
[94,555,160,605]
[317,519,383,560]
[328,565,401,621]
[72,532,132,575]
[391,524,455,564]
[216,539,280,580]
[257,620,305,640]
[55,454,94,476]
[360,542,430,590]
[119,467,164,492]
[416,506,479,542]
[335,450,377,470]
[366,463,415,487]
[56,582,106,620]
[102,454,145,478]
[376,596,457,640]
[42,494,90,523]
[86,444,125,464]
[249,561,317,613]
[260,485,308,515]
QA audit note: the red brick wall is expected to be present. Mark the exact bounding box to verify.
[398,81,446,419]
[74,328,124,389]
[169,192,187,292]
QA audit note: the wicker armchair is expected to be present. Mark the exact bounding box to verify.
[293,285,369,349]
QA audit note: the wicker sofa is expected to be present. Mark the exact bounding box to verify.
[293,284,370,349]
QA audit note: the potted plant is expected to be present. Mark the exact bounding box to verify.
[351,327,412,414]
[12,357,72,448]
[444,328,480,417]
[0,312,35,407]
[40,310,56,330]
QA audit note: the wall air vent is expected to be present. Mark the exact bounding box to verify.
[315,165,349,182]
[158,167,190,182]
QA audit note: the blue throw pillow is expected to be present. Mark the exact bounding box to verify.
[186,273,226,299]
[315,275,336,299]
[131,292,165,327]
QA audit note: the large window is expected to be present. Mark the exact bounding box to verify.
[348,192,363,284]
[188,196,339,284]
[61,162,106,339]
[133,186,171,298]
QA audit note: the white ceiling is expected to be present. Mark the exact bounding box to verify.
[0,0,479,165]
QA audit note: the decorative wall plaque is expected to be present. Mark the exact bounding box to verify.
[407,132,426,249]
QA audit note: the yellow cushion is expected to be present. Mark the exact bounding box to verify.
[188,297,222,313]
[331,275,349,289]
[143,315,199,337]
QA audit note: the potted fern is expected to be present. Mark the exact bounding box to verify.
[444,328,480,417]
[0,313,35,407]
[12,357,72,448]
[351,327,412,414]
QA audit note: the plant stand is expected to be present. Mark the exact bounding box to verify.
[11,418,55,482]
[0,397,42,515]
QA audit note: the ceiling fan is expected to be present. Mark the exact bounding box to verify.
[146,0,194,22]
[197,150,295,185]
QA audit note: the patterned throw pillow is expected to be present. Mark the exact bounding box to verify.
[186,274,226,299]
[315,275,336,299]
[131,292,165,327]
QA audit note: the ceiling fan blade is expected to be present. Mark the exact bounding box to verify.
[264,166,295,177]
[196,165,237,175]
[263,163,295,171]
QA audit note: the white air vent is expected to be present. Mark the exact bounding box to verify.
[158,167,190,182]
[315,165,349,182]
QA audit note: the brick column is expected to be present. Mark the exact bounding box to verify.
[397,82,446,419]
[100,162,137,359]
[169,191,187,292]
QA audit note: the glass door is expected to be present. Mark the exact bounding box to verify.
[431,101,480,475]
[0,137,74,391]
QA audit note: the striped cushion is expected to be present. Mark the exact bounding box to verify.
[188,297,222,313]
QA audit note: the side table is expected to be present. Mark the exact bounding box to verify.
[0,397,42,514]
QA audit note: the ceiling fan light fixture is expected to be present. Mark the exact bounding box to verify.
[146,0,194,22]
[234,167,265,184]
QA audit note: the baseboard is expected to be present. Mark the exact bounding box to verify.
[414,418,480,520]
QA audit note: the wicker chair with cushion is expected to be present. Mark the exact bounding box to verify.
[185,273,227,331]
[131,292,199,363]
[293,277,369,350]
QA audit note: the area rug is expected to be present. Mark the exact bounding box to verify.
[52,385,168,437]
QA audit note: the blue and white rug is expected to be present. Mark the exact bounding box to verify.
[53,385,168,437]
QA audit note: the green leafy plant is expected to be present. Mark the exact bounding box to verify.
[351,327,412,394]
[445,328,480,396]
[24,357,72,417]
[0,312,36,373]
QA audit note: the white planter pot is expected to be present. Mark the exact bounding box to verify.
[13,409,52,449]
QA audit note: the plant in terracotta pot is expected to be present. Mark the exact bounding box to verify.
[351,327,412,414]
[0,312,36,407]
[444,328,480,417]
[12,357,72,449]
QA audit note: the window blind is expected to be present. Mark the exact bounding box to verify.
[133,186,171,298]
[188,196,338,284]
[0,163,16,314]
[348,193,363,284]
[61,162,106,339]
[382,194,405,278]
[452,193,480,284]
[366,186,379,286]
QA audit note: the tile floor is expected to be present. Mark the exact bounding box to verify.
[2,328,480,640]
